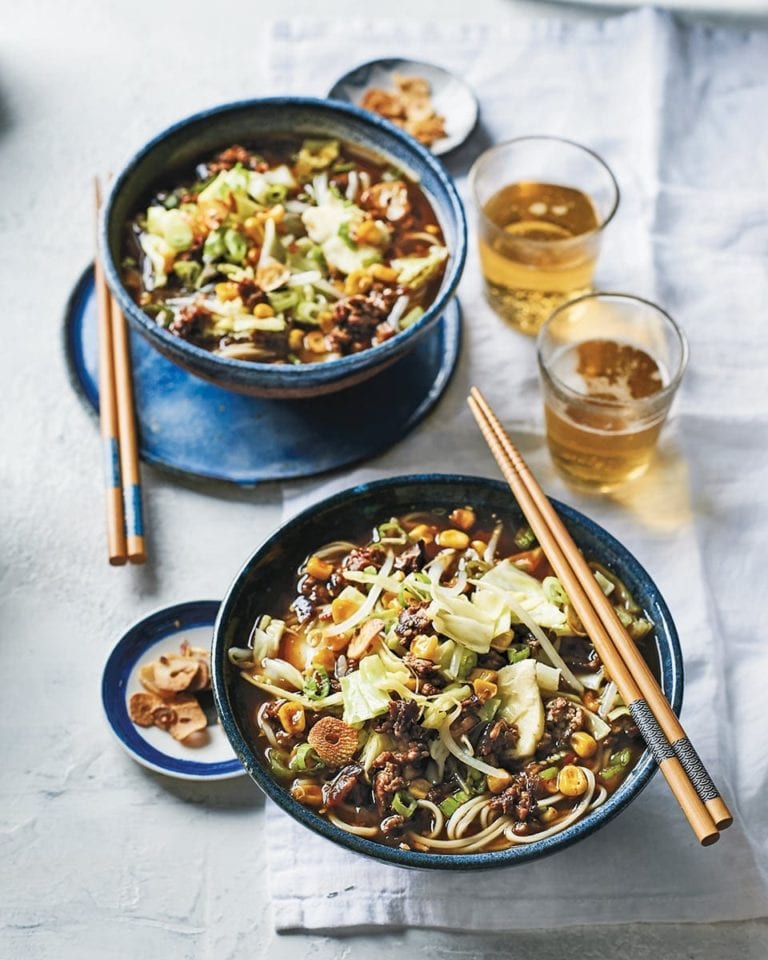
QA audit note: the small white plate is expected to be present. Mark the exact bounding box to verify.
[102,600,245,780]
[328,58,479,156]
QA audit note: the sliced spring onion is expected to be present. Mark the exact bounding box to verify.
[288,742,322,772]
[507,643,530,664]
[513,525,536,550]
[392,790,419,819]
[439,790,469,817]
[303,666,331,700]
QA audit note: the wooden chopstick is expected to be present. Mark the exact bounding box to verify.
[469,387,732,831]
[468,387,727,845]
[110,294,147,564]
[94,179,127,566]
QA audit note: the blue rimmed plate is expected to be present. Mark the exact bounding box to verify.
[102,600,245,780]
[328,59,479,156]
[64,267,461,486]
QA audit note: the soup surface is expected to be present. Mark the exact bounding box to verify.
[230,506,655,853]
[121,139,448,364]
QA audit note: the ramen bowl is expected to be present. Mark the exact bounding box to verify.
[101,98,466,398]
[211,474,683,869]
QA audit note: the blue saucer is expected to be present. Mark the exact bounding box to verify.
[102,600,245,780]
[64,267,461,486]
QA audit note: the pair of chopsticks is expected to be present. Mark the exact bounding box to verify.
[94,179,146,566]
[468,386,732,846]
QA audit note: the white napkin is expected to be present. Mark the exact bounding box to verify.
[263,9,768,932]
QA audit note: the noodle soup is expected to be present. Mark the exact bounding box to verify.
[229,506,657,853]
[120,138,448,365]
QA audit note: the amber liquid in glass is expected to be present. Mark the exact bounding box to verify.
[544,339,666,489]
[479,182,600,334]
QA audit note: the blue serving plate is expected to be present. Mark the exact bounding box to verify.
[212,475,684,869]
[102,600,245,780]
[64,267,461,486]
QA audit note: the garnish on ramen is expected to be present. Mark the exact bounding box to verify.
[229,507,654,852]
[120,138,448,364]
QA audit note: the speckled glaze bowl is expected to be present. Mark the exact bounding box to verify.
[101,98,467,399]
[211,475,683,869]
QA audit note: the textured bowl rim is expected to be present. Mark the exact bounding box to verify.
[101,96,467,382]
[211,474,684,870]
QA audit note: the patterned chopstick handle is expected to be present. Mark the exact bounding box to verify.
[670,738,721,802]
[628,699,675,763]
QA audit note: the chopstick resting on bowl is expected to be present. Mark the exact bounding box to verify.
[94,178,146,565]
[468,386,732,846]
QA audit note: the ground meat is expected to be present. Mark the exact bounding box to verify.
[201,144,266,175]
[323,763,364,809]
[487,772,545,822]
[170,304,210,340]
[291,595,315,625]
[343,545,386,572]
[545,696,586,744]
[394,601,434,643]
[236,279,268,311]
[449,694,483,739]
[375,699,427,743]
[394,540,427,574]
[559,636,602,673]
[401,654,446,694]
[372,759,406,814]
[298,574,331,605]
[381,814,406,836]
[477,719,519,760]
[328,289,398,354]
[476,649,507,671]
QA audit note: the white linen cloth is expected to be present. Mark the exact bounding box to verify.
[264,9,768,932]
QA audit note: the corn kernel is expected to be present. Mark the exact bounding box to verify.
[539,807,559,824]
[487,773,514,794]
[305,331,327,354]
[469,668,498,683]
[355,219,386,246]
[288,328,304,351]
[267,203,285,224]
[435,529,470,550]
[291,781,324,807]
[370,264,399,283]
[582,690,600,713]
[215,281,240,301]
[449,507,476,531]
[243,216,264,241]
[253,303,275,318]
[306,555,334,580]
[344,270,373,295]
[277,702,306,735]
[411,634,438,661]
[318,310,335,333]
[425,224,440,235]
[557,764,589,797]
[570,731,598,759]
[472,678,498,702]
[311,645,336,672]
[246,245,261,264]
[331,596,359,624]
[470,539,488,555]
[408,523,434,544]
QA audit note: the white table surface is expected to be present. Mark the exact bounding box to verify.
[2,1,767,957]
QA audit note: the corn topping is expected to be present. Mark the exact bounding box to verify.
[253,302,275,318]
[570,731,598,759]
[449,507,476,531]
[331,596,360,624]
[472,677,498,702]
[277,701,306,735]
[306,555,334,580]
[435,528,470,550]
[410,634,438,661]
[557,764,589,797]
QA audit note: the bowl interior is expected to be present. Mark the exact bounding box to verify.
[212,474,683,869]
[102,97,467,386]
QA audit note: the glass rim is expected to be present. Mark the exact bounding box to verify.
[468,135,621,244]
[536,291,689,410]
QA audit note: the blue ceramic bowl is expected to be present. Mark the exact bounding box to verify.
[211,475,683,869]
[101,97,467,398]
